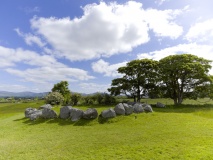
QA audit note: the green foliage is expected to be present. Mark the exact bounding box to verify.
[108,59,159,102]
[45,92,64,105]
[82,95,94,105]
[52,81,71,104]
[92,93,104,104]
[70,93,81,105]
[159,54,212,105]
[102,93,116,105]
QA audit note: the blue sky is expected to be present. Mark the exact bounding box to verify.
[0,0,213,93]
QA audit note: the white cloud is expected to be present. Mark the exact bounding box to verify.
[185,19,213,43]
[6,67,94,83]
[0,84,28,92]
[92,59,127,77]
[29,1,183,61]
[0,46,63,68]
[144,9,183,39]
[137,43,213,74]
[14,28,46,47]
[155,0,170,6]
[0,45,94,83]
[78,83,110,94]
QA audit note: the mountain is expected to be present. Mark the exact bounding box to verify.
[0,91,49,98]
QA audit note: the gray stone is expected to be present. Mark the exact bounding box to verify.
[59,106,72,119]
[101,108,116,118]
[29,110,42,121]
[70,108,83,122]
[123,103,134,115]
[127,102,136,106]
[83,108,98,120]
[42,108,58,119]
[143,104,153,112]
[39,104,53,109]
[156,102,165,108]
[114,103,125,115]
[25,108,38,118]
[133,103,144,113]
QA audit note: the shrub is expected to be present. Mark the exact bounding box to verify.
[45,92,64,105]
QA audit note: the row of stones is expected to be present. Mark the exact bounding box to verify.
[25,103,155,121]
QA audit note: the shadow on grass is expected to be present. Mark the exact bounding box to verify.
[19,117,99,126]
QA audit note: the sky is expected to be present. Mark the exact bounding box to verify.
[0,0,213,93]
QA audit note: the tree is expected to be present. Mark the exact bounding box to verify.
[70,93,81,106]
[52,81,71,104]
[93,93,104,104]
[45,92,64,105]
[108,59,158,102]
[159,54,212,105]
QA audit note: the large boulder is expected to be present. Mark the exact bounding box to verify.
[29,110,42,121]
[25,108,38,118]
[143,104,153,112]
[42,108,58,119]
[156,102,165,108]
[114,103,125,115]
[123,103,134,115]
[133,103,144,113]
[39,104,53,109]
[70,108,83,122]
[59,106,72,119]
[101,108,116,118]
[83,108,98,120]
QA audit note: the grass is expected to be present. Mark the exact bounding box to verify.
[1,99,213,159]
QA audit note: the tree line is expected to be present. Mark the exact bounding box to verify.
[108,54,213,105]
[45,81,116,105]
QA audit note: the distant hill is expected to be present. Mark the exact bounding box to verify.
[0,91,49,98]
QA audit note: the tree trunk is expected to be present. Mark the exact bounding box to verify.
[173,98,178,105]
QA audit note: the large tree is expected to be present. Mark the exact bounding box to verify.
[52,81,71,104]
[108,59,158,102]
[159,54,212,105]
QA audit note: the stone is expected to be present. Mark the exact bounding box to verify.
[127,102,136,106]
[83,108,98,120]
[59,106,72,119]
[70,108,83,122]
[133,103,144,113]
[101,108,116,118]
[143,104,153,112]
[156,102,165,108]
[25,108,38,118]
[29,110,42,121]
[41,108,58,119]
[123,103,134,115]
[114,103,125,115]
[39,104,53,109]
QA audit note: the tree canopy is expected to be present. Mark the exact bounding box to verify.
[108,59,158,102]
[51,81,71,104]
[108,54,212,105]
[159,54,212,105]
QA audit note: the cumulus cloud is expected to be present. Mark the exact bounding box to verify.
[185,19,213,43]
[144,9,183,39]
[14,28,46,47]
[137,43,213,74]
[6,67,94,83]
[92,59,127,77]
[29,1,183,61]
[0,46,63,68]
[79,83,110,94]
[0,46,94,82]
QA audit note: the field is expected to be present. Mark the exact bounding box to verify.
[1,99,213,160]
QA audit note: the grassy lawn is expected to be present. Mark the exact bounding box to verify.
[1,99,213,159]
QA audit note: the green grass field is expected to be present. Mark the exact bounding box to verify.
[1,99,213,160]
